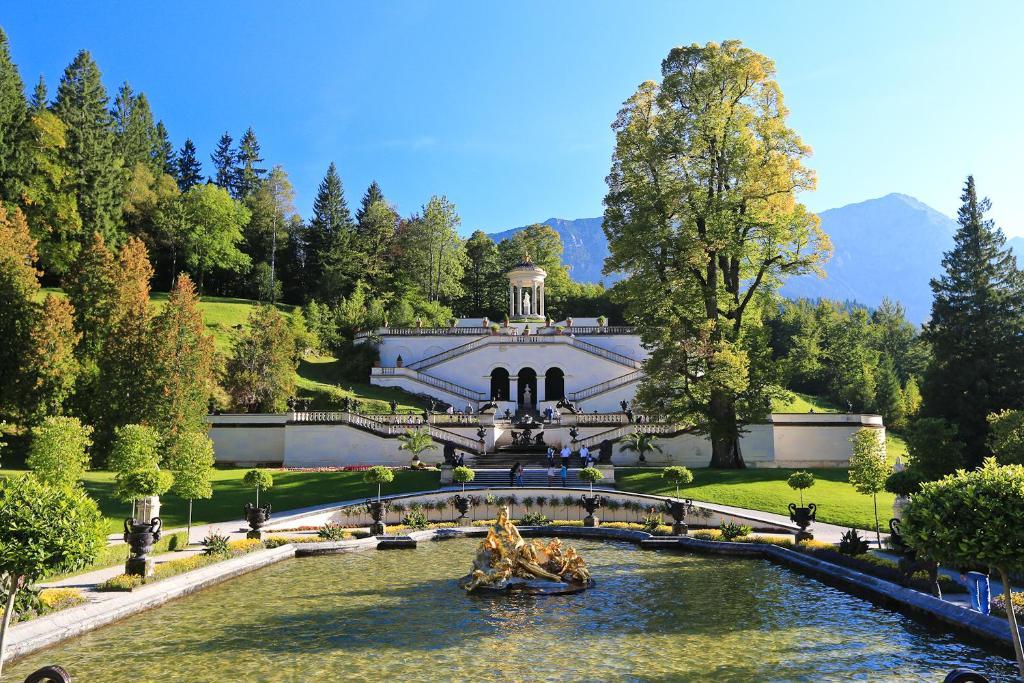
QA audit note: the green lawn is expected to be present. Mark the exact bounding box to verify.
[295,355,428,412]
[615,467,895,532]
[0,468,441,534]
[772,391,841,413]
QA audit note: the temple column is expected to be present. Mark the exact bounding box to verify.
[508,285,514,318]
[532,282,538,316]
[539,285,544,317]
[509,376,519,406]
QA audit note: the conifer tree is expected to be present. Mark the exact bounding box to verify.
[153,120,175,176]
[922,176,1024,465]
[210,132,235,193]
[63,232,117,360]
[0,28,31,205]
[29,75,47,112]
[18,294,80,424]
[234,127,265,199]
[112,83,157,172]
[0,205,39,419]
[354,194,399,296]
[307,162,354,300]
[175,138,203,191]
[52,50,124,244]
[147,274,216,441]
[356,180,384,223]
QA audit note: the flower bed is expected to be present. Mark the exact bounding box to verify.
[12,588,87,624]
[49,531,188,582]
[992,591,1024,618]
[97,539,264,592]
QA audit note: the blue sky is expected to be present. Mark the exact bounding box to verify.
[5,1,1024,235]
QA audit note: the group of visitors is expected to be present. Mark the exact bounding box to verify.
[542,406,563,423]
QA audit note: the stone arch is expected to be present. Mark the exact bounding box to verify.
[544,367,565,401]
[517,367,537,407]
[489,367,510,401]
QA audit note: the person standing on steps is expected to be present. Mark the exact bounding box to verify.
[515,463,525,487]
[509,463,518,487]
[547,464,557,486]
[579,445,590,468]
[560,444,571,469]
[560,463,568,487]
[546,446,555,466]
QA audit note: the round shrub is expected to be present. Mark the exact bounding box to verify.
[884,469,924,497]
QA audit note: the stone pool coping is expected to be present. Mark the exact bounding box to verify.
[6,526,1019,667]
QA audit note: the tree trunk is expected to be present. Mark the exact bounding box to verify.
[708,390,746,468]
[187,500,193,546]
[872,495,881,549]
[998,568,1024,679]
[0,574,22,678]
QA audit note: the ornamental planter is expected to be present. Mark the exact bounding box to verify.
[663,498,693,535]
[788,502,816,542]
[124,516,162,577]
[580,494,603,527]
[367,498,389,535]
[452,495,472,521]
[244,502,272,540]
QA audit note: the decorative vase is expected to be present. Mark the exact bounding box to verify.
[244,502,271,540]
[663,498,693,535]
[367,499,389,535]
[788,502,816,542]
[124,517,162,577]
[453,495,471,521]
[581,494,603,527]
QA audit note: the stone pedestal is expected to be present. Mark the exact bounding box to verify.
[672,522,688,536]
[370,521,387,536]
[125,557,154,578]
[584,515,599,527]
[440,464,454,485]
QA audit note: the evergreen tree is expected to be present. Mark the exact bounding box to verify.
[873,355,906,429]
[354,196,399,297]
[63,232,117,360]
[29,75,47,112]
[0,28,31,205]
[17,294,80,424]
[356,180,384,223]
[153,120,175,176]
[922,176,1024,465]
[210,132,235,193]
[307,162,355,301]
[52,50,124,244]
[147,275,216,441]
[111,82,157,172]
[174,138,203,191]
[460,230,502,317]
[234,127,265,199]
[0,205,39,420]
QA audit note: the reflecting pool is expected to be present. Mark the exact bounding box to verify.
[8,538,1018,682]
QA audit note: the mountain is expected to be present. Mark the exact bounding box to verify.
[493,193,1007,324]
[780,193,958,323]
[488,217,617,284]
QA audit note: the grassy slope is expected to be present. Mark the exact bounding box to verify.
[615,467,895,532]
[0,468,441,534]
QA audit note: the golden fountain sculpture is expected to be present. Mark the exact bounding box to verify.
[460,506,593,594]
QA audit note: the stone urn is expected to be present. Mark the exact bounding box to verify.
[663,498,693,535]
[244,502,271,540]
[788,502,817,542]
[892,494,910,521]
[124,516,162,577]
[452,495,472,521]
[367,499,389,535]
[580,494,603,527]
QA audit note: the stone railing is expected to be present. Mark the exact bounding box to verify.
[576,422,680,449]
[568,370,643,402]
[407,336,491,370]
[289,411,481,450]
[372,367,487,402]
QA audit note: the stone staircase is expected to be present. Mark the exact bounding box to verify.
[469,468,592,487]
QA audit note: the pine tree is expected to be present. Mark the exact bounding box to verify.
[63,232,117,360]
[922,175,1024,465]
[52,50,124,244]
[147,274,216,441]
[356,180,384,223]
[0,205,40,419]
[153,121,175,176]
[0,28,31,205]
[234,127,265,199]
[210,132,235,193]
[174,138,203,191]
[873,355,906,429]
[307,162,354,300]
[111,82,157,172]
[354,191,399,297]
[18,294,80,424]
[29,75,47,112]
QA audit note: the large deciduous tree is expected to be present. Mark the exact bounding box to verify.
[224,305,296,412]
[0,204,39,420]
[921,176,1024,468]
[179,183,250,291]
[603,41,829,467]
[399,195,467,303]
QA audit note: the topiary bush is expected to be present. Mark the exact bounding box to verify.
[884,469,924,497]
[787,470,815,506]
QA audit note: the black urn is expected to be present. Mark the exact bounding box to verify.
[124,516,162,577]
[580,494,603,527]
[788,502,817,542]
[663,498,694,535]
[244,502,272,540]
[367,498,389,535]
[452,495,471,521]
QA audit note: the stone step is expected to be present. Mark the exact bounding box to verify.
[469,468,594,487]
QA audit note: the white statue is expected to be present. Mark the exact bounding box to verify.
[522,291,531,315]
[523,385,532,405]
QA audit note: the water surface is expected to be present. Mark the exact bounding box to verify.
[8,538,1017,682]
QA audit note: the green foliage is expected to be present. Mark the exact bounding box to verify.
[578,467,604,484]
[168,431,214,501]
[838,528,869,556]
[987,409,1024,466]
[787,471,815,491]
[452,466,475,485]
[659,466,693,493]
[718,522,752,540]
[400,195,467,303]
[0,475,106,582]
[108,424,170,502]
[903,417,964,480]
[0,206,41,420]
[518,511,550,526]
[884,469,924,497]
[848,430,888,495]
[242,469,274,493]
[619,432,662,463]
[642,514,662,534]
[18,294,80,424]
[402,507,429,530]
[363,465,395,486]
[397,428,436,459]
[224,305,296,412]
[201,531,230,556]
[118,468,173,502]
[97,573,143,592]
[316,522,349,541]
[26,416,92,486]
